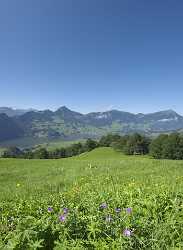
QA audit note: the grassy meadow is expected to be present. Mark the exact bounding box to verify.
[0,148,183,249]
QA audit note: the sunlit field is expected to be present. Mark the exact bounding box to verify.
[0,148,183,249]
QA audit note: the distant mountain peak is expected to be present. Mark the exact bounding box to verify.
[163,109,178,115]
[57,106,72,112]
[55,106,83,117]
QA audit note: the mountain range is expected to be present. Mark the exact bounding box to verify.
[0,107,36,117]
[0,106,183,144]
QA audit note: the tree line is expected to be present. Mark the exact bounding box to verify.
[2,132,183,160]
[1,138,98,159]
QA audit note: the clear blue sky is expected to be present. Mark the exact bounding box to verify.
[0,0,183,114]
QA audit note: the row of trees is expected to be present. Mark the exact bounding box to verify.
[112,132,183,160]
[2,133,183,160]
[1,138,99,159]
[1,135,125,159]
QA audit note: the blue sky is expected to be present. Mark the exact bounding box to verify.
[0,0,183,114]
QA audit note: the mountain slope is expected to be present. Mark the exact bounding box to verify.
[1,106,183,143]
[16,107,183,138]
[0,114,24,141]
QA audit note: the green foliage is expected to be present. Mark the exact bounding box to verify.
[150,133,183,159]
[111,135,129,151]
[112,133,150,155]
[125,133,150,155]
[49,148,66,159]
[149,134,168,159]
[162,133,183,160]
[99,134,121,147]
[0,148,183,249]
[33,148,49,159]
[84,139,99,151]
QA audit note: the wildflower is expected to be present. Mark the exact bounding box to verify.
[63,208,69,214]
[126,207,132,214]
[16,183,21,187]
[123,229,132,237]
[105,215,113,222]
[59,214,67,222]
[115,208,121,213]
[100,203,107,209]
[48,207,53,212]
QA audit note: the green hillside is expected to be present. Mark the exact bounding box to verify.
[77,147,121,159]
[0,148,183,249]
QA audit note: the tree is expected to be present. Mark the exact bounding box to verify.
[99,134,121,147]
[23,150,34,159]
[150,133,183,160]
[162,133,183,160]
[70,143,84,155]
[33,148,49,159]
[124,133,150,155]
[177,136,183,159]
[112,135,129,152]
[150,134,169,159]
[85,139,98,151]
[49,148,67,158]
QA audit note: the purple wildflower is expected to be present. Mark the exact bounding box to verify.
[105,215,113,222]
[115,208,121,213]
[126,207,132,214]
[59,214,67,222]
[100,203,107,209]
[48,207,53,212]
[63,208,69,214]
[123,229,132,237]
